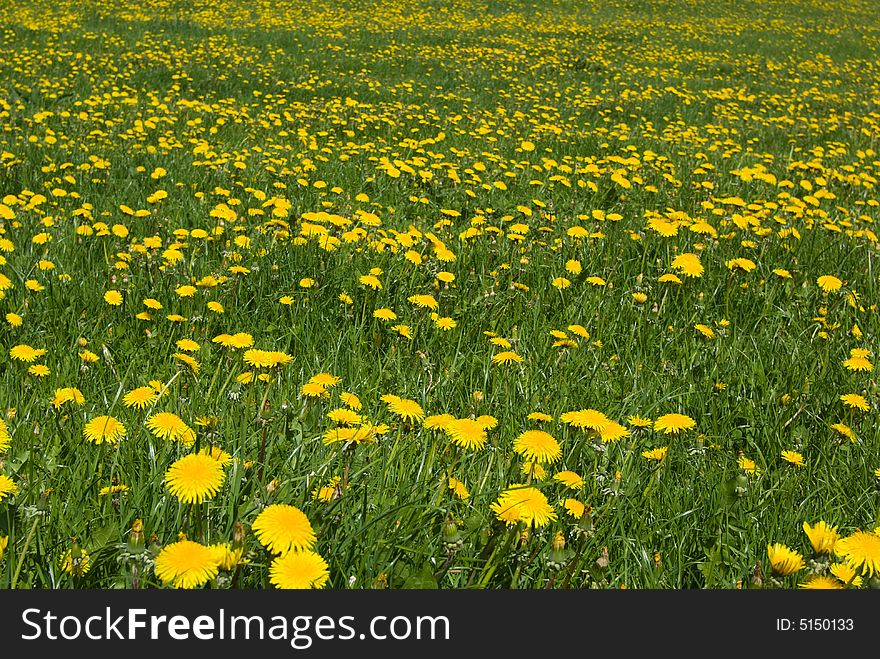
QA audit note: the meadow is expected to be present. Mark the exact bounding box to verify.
[0,0,879,589]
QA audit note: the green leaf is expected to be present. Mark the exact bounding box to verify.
[402,561,438,589]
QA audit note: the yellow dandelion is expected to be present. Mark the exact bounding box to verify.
[146,412,196,444]
[154,539,225,589]
[83,416,126,445]
[513,430,561,463]
[269,550,330,589]
[552,471,585,490]
[252,504,317,554]
[490,485,557,528]
[767,543,805,576]
[10,344,47,362]
[165,453,226,504]
[492,350,524,365]
[445,418,487,450]
[124,386,159,409]
[803,521,839,555]
[835,531,880,577]
[387,397,425,424]
[817,275,843,293]
[653,413,696,435]
[0,474,18,501]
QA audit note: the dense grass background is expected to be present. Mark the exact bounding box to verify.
[0,0,878,588]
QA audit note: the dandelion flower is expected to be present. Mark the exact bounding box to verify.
[339,392,361,410]
[83,416,126,445]
[301,382,330,398]
[147,412,196,444]
[563,498,586,519]
[781,450,805,467]
[448,477,469,500]
[642,446,669,461]
[803,521,839,555]
[817,275,843,293]
[0,419,9,453]
[124,386,159,409]
[552,471,585,490]
[737,454,760,476]
[0,474,18,501]
[154,539,225,589]
[492,351,524,365]
[445,418,487,450]
[766,543,805,576]
[490,485,557,528]
[840,393,869,412]
[308,373,341,388]
[600,420,629,443]
[388,398,425,424]
[560,409,609,432]
[52,387,84,409]
[800,575,843,589]
[671,252,704,278]
[424,414,456,431]
[359,274,382,290]
[843,354,873,372]
[269,550,330,589]
[213,332,254,349]
[173,353,200,373]
[253,504,316,554]
[653,413,696,435]
[104,290,123,306]
[10,344,46,362]
[830,422,857,442]
[243,349,293,369]
[835,531,880,577]
[373,308,397,321]
[407,294,438,310]
[60,547,91,577]
[522,462,546,479]
[513,430,561,463]
[434,316,457,331]
[176,339,200,353]
[165,453,226,504]
[694,323,715,339]
[627,415,653,428]
[830,562,863,587]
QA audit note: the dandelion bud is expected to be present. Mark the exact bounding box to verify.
[232,520,246,549]
[442,513,463,553]
[547,531,569,571]
[129,518,144,551]
[577,505,594,535]
[372,572,388,589]
[266,478,280,496]
[552,531,565,553]
[472,390,484,403]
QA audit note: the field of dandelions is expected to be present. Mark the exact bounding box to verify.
[1,0,880,589]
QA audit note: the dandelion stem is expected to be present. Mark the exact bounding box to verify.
[11,516,40,589]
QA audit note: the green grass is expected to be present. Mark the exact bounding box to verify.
[0,0,878,589]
